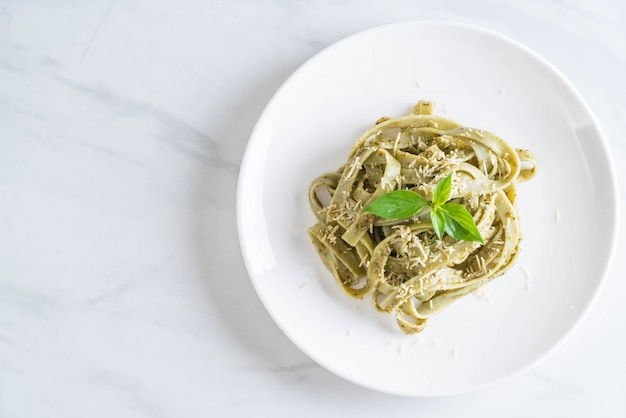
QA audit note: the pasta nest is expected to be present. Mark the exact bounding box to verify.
[308,101,537,334]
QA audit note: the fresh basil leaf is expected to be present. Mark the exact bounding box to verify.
[432,173,452,207]
[440,203,484,243]
[364,190,428,219]
[362,175,483,245]
[430,206,446,240]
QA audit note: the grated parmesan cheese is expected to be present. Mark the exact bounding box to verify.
[474,286,492,301]
[393,131,401,155]
[453,348,460,359]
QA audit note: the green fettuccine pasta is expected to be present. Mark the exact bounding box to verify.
[308,101,537,334]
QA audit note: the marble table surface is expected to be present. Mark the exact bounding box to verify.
[1,0,625,416]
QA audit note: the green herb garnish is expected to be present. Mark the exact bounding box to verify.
[363,174,484,243]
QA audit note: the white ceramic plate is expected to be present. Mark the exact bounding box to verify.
[237,21,619,396]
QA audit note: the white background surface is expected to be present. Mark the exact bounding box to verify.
[1,0,625,417]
